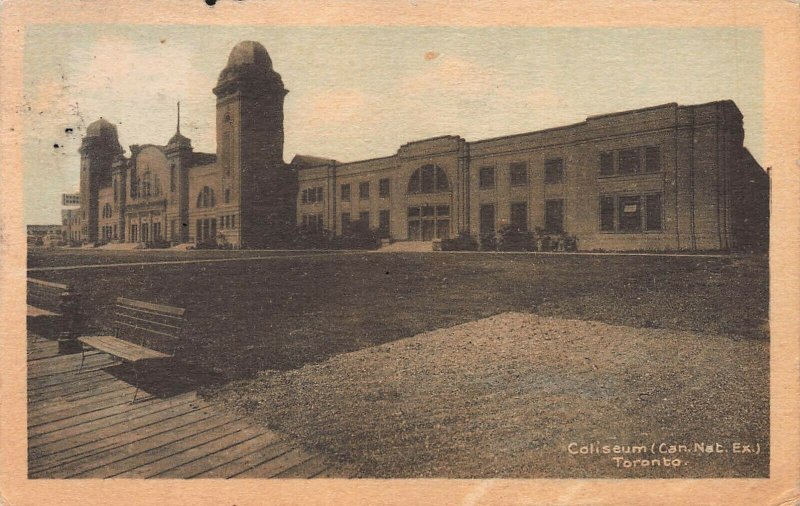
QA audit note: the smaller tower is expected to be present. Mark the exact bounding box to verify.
[165,101,193,243]
[79,119,122,243]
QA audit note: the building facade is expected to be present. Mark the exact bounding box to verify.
[77,40,769,252]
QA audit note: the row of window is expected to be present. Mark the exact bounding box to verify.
[101,203,114,218]
[100,225,118,240]
[341,210,391,236]
[478,200,564,236]
[600,146,661,176]
[600,194,662,232]
[478,159,564,189]
[129,222,162,243]
[339,178,392,202]
[220,214,237,229]
[302,214,324,232]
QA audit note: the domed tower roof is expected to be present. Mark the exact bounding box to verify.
[215,41,285,94]
[86,118,117,138]
[83,118,123,153]
[226,40,273,69]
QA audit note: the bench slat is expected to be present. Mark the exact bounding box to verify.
[116,297,185,317]
[114,320,181,341]
[79,335,170,362]
[113,312,182,331]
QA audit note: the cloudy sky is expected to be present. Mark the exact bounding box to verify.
[23,25,762,224]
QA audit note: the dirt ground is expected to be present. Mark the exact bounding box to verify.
[206,312,768,478]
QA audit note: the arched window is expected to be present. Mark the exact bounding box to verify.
[407,165,449,194]
[196,186,216,208]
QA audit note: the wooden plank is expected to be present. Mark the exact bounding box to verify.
[28,382,146,420]
[30,399,203,458]
[48,412,236,479]
[29,395,199,448]
[232,448,314,479]
[69,416,252,479]
[28,367,107,392]
[27,305,60,318]
[155,431,283,479]
[115,425,269,478]
[28,385,152,428]
[28,278,68,290]
[116,297,185,317]
[193,440,295,479]
[80,335,170,361]
[29,391,196,438]
[29,374,112,401]
[27,353,113,380]
[30,402,214,477]
[273,455,331,479]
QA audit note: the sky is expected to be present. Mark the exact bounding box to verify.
[23,25,762,224]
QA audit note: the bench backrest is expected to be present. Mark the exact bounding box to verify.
[112,297,187,356]
[28,278,69,312]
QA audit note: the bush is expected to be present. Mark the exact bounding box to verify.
[334,221,381,250]
[497,225,536,251]
[440,232,479,251]
[479,233,497,251]
[144,239,171,249]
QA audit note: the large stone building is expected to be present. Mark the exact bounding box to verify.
[77,40,769,251]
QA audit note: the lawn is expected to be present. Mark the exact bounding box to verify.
[28,252,769,379]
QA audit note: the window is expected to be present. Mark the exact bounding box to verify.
[618,196,641,232]
[407,165,449,193]
[600,196,615,231]
[359,211,370,226]
[510,202,528,231]
[225,188,231,203]
[231,215,236,228]
[316,187,323,202]
[544,158,564,184]
[618,148,641,174]
[645,194,662,230]
[544,199,564,234]
[407,205,450,240]
[479,167,495,189]
[341,184,351,202]
[600,152,614,176]
[196,186,215,208]
[171,220,176,239]
[510,162,528,186]
[170,165,176,192]
[379,210,390,237]
[302,189,309,204]
[342,212,351,231]
[479,204,495,236]
[359,182,370,200]
[645,146,661,173]
[379,178,391,198]
[113,178,118,202]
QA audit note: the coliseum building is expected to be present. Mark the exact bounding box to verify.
[76,41,769,251]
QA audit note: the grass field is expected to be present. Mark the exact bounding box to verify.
[28,251,768,378]
[27,250,769,477]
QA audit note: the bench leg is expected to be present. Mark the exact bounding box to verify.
[132,365,140,403]
[78,346,86,371]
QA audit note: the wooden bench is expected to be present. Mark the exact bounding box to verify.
[78,297,187,401]
[27,278,68,318]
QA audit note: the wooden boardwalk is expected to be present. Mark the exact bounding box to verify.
[27,333,352,479]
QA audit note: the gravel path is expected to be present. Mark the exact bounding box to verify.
[207,312,768,478]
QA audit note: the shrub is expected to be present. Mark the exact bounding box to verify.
[440,232,479,251]
[497,225,536,251]
[479,233,497,251]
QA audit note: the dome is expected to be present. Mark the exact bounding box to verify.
[226,41,272,69]
[167,132,191,149]
[86,118,118,138]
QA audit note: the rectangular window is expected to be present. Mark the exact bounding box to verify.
[645,146,661,173]
[479,204,495,236]
[544,158,564,184]
[359,211,370,225]
[231,215,236,228]
[510,202,528,231]
[600,196,615,231]
[544,199,564,234]
[479,167,495,189]
[618,196,642,232]
[600,152,614,176]
[510,162,528,186]
[359,181,370,200]
[341,184,351,202]
[317,214,324,232]
[645,194,662,230]
[379,210,390,237]
[618,148,641,174]
[301,189,308,204]
[379,178,391,198]
[316,187,324,202]
[342,212,351,230]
